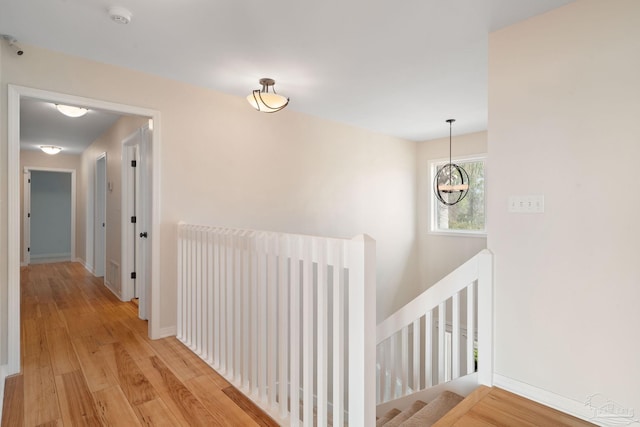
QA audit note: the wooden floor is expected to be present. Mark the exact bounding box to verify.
[434,386,597,427]
[1,262,278,427]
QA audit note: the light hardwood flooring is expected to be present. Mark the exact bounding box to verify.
[1,262,278,426]
[433,386,597,427]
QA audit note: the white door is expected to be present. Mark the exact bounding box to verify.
[94,154,107,276]
[122,126,151,320]
[23,170,31,265]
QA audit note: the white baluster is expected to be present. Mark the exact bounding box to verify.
[452,291,460,379]
[466,283,475,375]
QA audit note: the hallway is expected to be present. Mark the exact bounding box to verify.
[1,262,277,426]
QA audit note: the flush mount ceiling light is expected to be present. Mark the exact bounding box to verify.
[40,145,62,155]
[434,119,470,206]
[108,6,132,24]
[56,104,89,118]
[247,78,289,113]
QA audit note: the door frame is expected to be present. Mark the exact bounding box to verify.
[94,153,107,277]
[23,167,76,265]
[7,85,163,377]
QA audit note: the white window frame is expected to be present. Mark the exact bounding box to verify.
[429,154,487,237]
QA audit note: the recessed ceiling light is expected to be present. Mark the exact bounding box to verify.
[108,6,132,24]
[56,104,89,118]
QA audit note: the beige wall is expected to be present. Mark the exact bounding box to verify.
[0,43,419,345]
[417,131,487,292]
[78,116,148,289]
[489,0,640,413]
[19,150,82,265]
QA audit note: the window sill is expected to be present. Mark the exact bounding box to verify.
[428,230,487,238]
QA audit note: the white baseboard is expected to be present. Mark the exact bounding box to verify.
[103,280,124,301]
[74,258,93,273]
[492,374,597,424]
[0,364,9,421]
[156,326,177,338]
[30,252,72,264]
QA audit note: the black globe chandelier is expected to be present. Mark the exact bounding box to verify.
[433,119,469,206]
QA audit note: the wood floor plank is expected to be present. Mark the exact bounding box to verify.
[93,385,143,426]
[22,318,61,426]
[57,370,101,426]
[185,375,261,426]
[149,355,221,426]
[146,338,216,382]
[112,343,157,405]
[103,321,156,361]
[134,357,199,426]
[1,375,24,427]
[222,386,279,427]
[46,327,81,375]
[71,335,118,392]
[133,398,184,427]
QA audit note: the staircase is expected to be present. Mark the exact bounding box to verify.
[376,391,463,427]
[377,386,598,427]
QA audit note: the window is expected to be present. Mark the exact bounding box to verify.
[430,156,486,235]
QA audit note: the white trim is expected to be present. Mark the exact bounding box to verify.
[7,86,21,376]
[493,374,596,424]
[156,326,177,339]
[7,86,163,377]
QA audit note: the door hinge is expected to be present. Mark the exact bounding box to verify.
[131,272,136,279]
[131,216,136,223]
[27,247,30,252]
[28,178,31,183]
[27,213,31,218]
[131,160,137,167]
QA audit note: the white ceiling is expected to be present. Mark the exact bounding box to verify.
[2,0,574,143]
[20,98,122,155]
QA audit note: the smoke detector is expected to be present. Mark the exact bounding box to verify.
[108,6,132,24]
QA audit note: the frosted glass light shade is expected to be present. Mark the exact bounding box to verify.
[246,91,289,112]
[246,78,289,113]
[40,145,62,155]
[56,104,89,118]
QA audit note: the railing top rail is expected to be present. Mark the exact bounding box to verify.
[376,249,492,344]
[178,221,366,245]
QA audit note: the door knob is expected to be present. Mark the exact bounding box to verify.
[139,232,148,238]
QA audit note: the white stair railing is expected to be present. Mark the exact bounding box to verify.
[375,250,493,404]
[177,222,376,426]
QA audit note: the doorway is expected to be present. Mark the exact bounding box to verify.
[23,167,76,265]
[94,153,107,277]
[7,85,162,377]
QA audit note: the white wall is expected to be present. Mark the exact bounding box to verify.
[0,43,419,344]
[489,0,640,415]
[417,131,487,292]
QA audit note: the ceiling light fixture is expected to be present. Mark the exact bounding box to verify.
[108,6,132,24]
[247,78,289,113]
[56,104,89,118]
[40,145,63,155]
[434,119,470,206]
